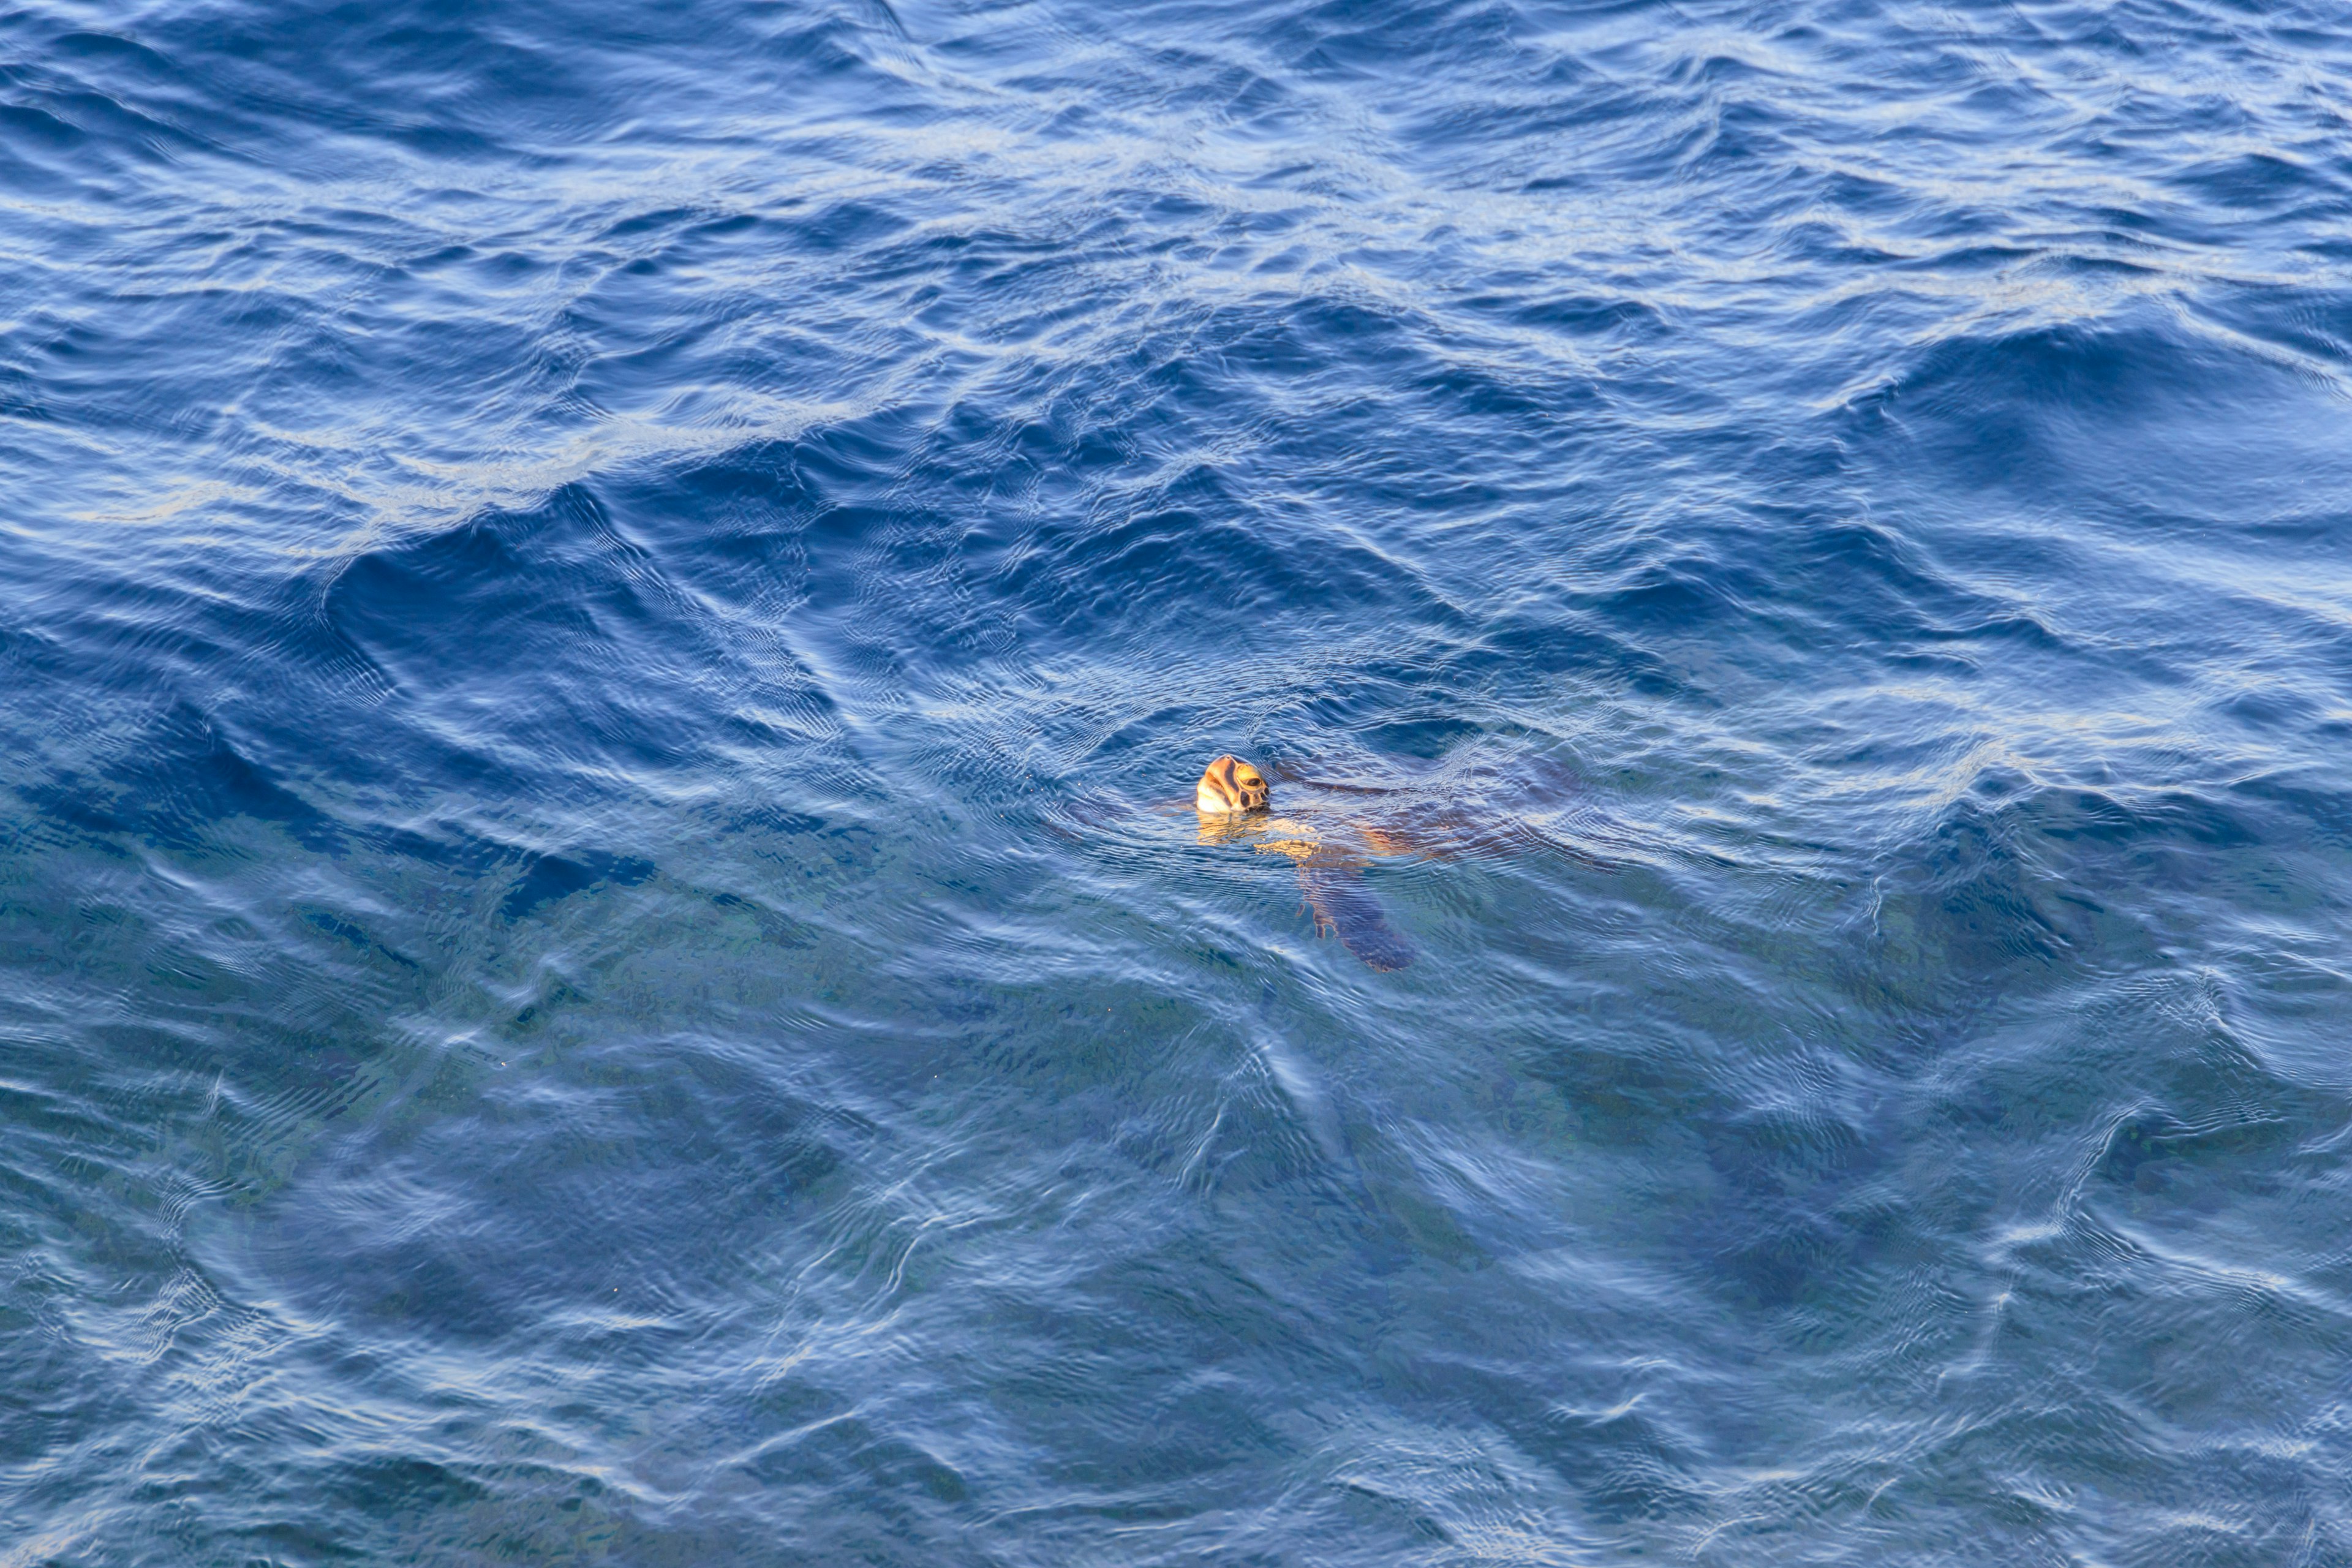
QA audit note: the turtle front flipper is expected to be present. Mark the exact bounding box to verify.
[1296,861,1414,971]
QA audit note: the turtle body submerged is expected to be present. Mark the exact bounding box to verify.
[1054,751,1602,973]
[1194,753,1422,971]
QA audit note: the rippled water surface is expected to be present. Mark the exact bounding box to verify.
[7,1,2352,1561]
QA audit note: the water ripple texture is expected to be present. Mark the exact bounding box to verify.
[4,0,2351,1562]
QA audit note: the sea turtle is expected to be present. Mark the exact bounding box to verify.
[1191,752,1596,971]
[1048,748,1608,971]
[1194,753,1417,970]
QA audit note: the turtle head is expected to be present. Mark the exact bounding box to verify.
[1196,755,1270,814]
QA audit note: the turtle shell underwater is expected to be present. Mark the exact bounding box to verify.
[1189,752,1593,971]
[1194,753,1415,970]
[1048,749,1603,970]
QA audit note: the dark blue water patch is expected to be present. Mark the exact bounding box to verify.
[497,848,657,921]
[313,480,809,791]
[324,485,652,675]
[1001,474,1425,641]
[2169,149,2345,214]
[12,704,346,856]
[2094,1105,2295,1195]
[1880,318,2250,431]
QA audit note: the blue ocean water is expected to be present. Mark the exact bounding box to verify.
[6,0,2352,1561]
